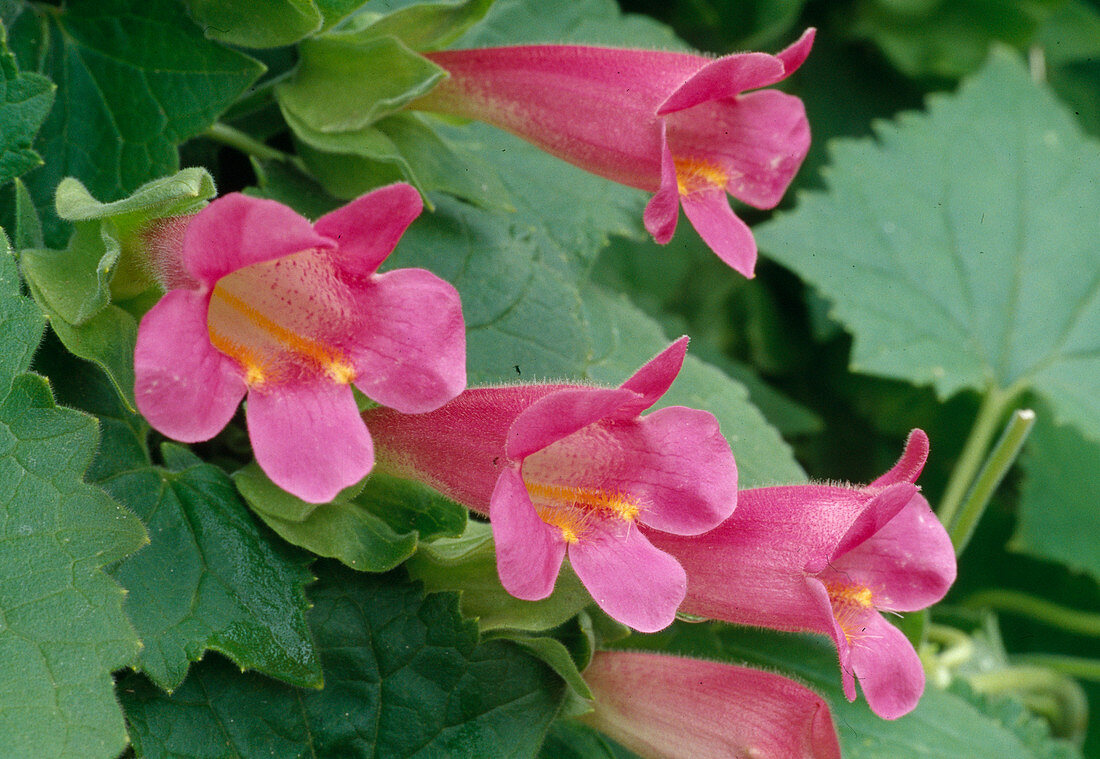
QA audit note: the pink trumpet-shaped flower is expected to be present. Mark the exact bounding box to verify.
[410,30,814,277]
[647,430,956,719]
[581,650,842,759]
[134,185,466,503]
[365,338,738,632]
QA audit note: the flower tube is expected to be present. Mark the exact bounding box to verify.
[647,430,956,719]
[409,30,814,277]
[134,185,466,503]
[581,650,842,759]
[365,338,738,632]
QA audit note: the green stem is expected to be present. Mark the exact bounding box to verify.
[937,385,1019,530]
[202,122,307,173]
[964,590,1100,637]
[1014,654,1100,683]
[950,408,1036,555]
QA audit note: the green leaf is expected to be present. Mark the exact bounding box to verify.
[0,20,53,187]
[184,0,323,49]
[120,564,566,758]
[288,108,512,210]
[234,463,465,573]
[276,34,445,133]
[347,0,496,52]
[1014,406,1100,577]
[618,622,1082,759]
[757,50,1100,448]
[406,520,593,632]
[20,0,263,245]
[851,0,1063,78]
[538,721,639,759]
[0,238,148,758]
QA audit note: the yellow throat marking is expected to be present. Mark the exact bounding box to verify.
[673,157,728,196]
[524,481,641,544]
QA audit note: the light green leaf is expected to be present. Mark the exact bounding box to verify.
[346,0,496,52]
[19,0,262,245]
[1014,406,1100,577]
[0,237,148,758]
[0,20,53,187]
[407,520,593,632]
[499,634,594,701]
[757,50,1100,448]
[184,0,323,49]
[276,34,445,133]
[619,622,1082,759]
[234,462,465,573]
[119,564,566,758]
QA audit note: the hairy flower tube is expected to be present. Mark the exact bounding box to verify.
[409,29,814,277]
[581,650,842,759]
[647,430,956,719]
[134,185,466,503]
[365,338,738,632]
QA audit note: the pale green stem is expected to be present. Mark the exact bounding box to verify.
[967,665,1088,739]
[202,122,308,173]
[1014,654,1100,683]
[964,590,1100,637]
[925,624,974,669]
[950,408,1036,555]
[937,385,1020,530]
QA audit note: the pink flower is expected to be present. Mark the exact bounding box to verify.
[365,339,738,632]
[134,185,466,503]
[581,650,841,759]
[410,30,814,277]
[647,430,956,719]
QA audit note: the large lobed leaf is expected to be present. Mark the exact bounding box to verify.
[120,564,566,758]
[39,350,322,694]
[10,0,263,244]
[0,20,53,188]
[757,50,1100,445]
[0,236,148,757]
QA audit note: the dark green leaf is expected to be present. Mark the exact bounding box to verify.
[347,0,496,51]
[0,20,53,187]
[184,0,323,49]
[0,244,147,757]
[454,0,686,48]
[120,564,566,758]
[22,0,263,244]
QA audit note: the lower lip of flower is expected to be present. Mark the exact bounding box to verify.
[824,580,876,644]
[674,156,729,195]
[524,480,641,543]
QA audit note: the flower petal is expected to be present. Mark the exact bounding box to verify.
[569,524,685,632]
[246,380,373,503]
[349,268,466,413]
[612,406,737,534]
[850,612,926,720]
[314,183,423,277]
[679,187,757,277]
[806,577,858,702]
[615,336,689,417]
[490,468,567,600]
[870,428,930,487]
[776,28,816,75]
[831,494,956,612]
[182,193,334,286]
[830,481,918,562]
[656,52,785,116]
[505,387,638,460]
[642,123,680,244]
[134,289,245,442]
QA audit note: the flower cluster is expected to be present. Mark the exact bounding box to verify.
[125,28,955,759]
